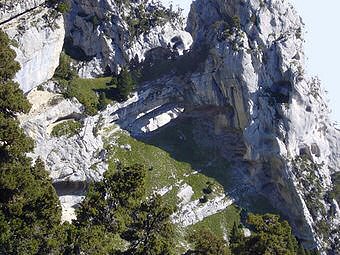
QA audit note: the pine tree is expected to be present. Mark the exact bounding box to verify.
[98,92,108,111]
[75,164,146,232]
[232,213,298,255]
[116,68,136,101]
[0,81,31,117]
[0,29,62,254]
[122,195,175,255]
[73,164,146,254]
[189,228,231,255]
[230,221,243,244]
[0,31,20,83]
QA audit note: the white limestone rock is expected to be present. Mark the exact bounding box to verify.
[60,195,84,223]
[172,195,234,227]
[1,7,65,92]
[126,22,193,62]
[187,0,340,251]
[0,0,45,23]
[64,0,192,77]
[177,183,194,205]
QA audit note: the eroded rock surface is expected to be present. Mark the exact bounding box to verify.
[186,0,340,251]
[64,0,192,77]
[0,0,45,23]
[1,6,64,92]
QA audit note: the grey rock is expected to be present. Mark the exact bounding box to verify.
[1,6,64,92]
[64,0,192,77]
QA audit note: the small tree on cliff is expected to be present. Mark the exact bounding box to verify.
[116,68,136,101]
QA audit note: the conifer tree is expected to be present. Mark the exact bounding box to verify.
[297,243,307,255]
[231,213,298,255]
[189,228,231,255]
[122,195,175,255]
[0,29,61,255]
[75,164,146,232]
[72,164,146,254]
[230,221,243,244]
[116,68,136,101]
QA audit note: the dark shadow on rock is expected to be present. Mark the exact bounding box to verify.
[129,108,279,215]
[53,180,88,196]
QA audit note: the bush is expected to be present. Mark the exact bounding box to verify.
[126,2,182,38]
[54,52,78,81]
[189,228,231,255]
[199,195,209,203]
[231,16,241,29]
[329,172,340,204]
[48,0,70,13]
[203,181,214,194]
[37,84,44,91]
[57,2,70,13]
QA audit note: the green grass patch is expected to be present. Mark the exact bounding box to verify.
[102,116,234,205]
[142,118,233,194]
[51,120,82,138]
[66,77,113,115]
[100,119,243,252]
[103,130,223,205]
[186,205,241,241]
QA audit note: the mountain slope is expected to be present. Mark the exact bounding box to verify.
[0,0,339,253]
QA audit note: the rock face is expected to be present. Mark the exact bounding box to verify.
[8,0,340,253]
[64,0,192,77]
[0,5,64,92]
[0,0,45,23]
[185,0,340,251]
[19,86,105,183]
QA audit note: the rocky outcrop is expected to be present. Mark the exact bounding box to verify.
[185,0,339,251]
[0,0,45,23]
[19,85,107,182]
[1,5,64,92]
[64,0,192,77]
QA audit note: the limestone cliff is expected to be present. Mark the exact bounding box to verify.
[63,0,192,77]
[0,0,45,23]
[185,0,340,251]
[1,0,339,253]
[0,1,64,92]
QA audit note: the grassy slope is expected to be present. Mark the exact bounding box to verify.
[67,77,113,115]
[102,118,240,251]
[187,205,241,237]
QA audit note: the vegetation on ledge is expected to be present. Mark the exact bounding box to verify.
[54,52,137,115]
[47,0,71,14]
[51,120,83,138]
